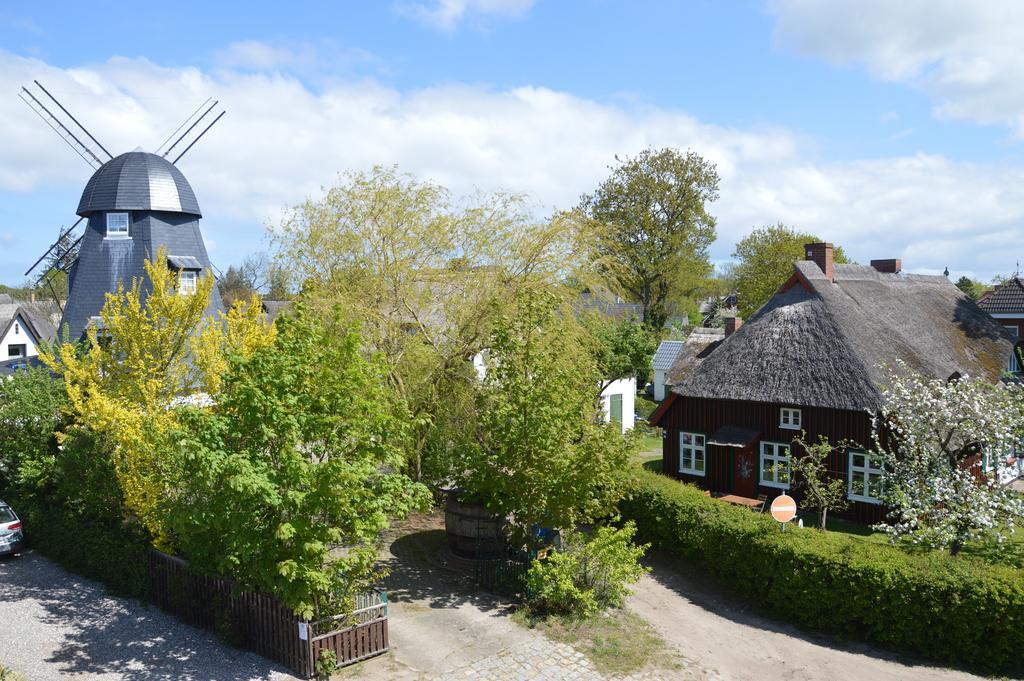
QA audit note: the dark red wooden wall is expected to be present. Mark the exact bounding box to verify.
[660,396,884,524]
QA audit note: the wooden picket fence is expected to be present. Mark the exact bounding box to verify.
[147,550,388,677]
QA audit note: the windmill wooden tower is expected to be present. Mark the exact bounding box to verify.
[19,81,226,341]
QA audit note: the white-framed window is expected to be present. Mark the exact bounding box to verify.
[779,407,801,430]
[759,441,791,489]
[1004,326,1021,372]
[848,450,883,504]
[178,270,198,296]
[679,431,706,476]
[106,212,130,238]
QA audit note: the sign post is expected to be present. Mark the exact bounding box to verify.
[770,494,797,531]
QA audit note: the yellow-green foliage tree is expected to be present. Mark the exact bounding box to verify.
[42,248,271,545]
[273,166,589,483]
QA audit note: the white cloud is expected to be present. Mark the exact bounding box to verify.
[395,0,535,32]
[2,45,1023,283]
[768,0,1024,136]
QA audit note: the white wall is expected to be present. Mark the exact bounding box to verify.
[0,315,38,361]
[653,370,669,401]
[600,377,636,434]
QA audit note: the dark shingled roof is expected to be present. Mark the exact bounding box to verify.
[977,276,1024,314]
[708,425,760,448]
[671,261,1015,412]
[77,152,201,217]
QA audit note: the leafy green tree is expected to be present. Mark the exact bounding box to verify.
[577,148,720,330]
[953,276,986,301]
[169,304,430,618]
[790,433,851,530]
[461,292,636,549]
[0,367,67,497]
[731,223,849,318]
[273,166,585,483]
[585,315,658,391]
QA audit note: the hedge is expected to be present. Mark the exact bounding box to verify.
[13,496,150,599]
[619,470,1024,675]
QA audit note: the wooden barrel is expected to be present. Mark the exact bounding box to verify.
[444,492,504,559]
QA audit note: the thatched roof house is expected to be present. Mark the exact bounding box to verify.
[651,243,1017,524]
[665,327,724,389]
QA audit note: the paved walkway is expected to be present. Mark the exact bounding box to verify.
[0,552,298,681]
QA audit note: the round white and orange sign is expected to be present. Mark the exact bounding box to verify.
[770,494,797,523]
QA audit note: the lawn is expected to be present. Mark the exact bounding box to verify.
[513,608,676,677]
[814,511,1024,568]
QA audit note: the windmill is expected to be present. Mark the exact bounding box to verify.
[19,80,227,340]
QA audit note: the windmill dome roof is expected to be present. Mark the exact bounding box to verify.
[77,151,201,217]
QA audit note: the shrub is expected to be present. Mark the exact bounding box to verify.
[619,470,1024,675]
[13,495,149,599]
[526,522,649,618]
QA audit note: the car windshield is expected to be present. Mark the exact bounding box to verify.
[0,507,16,523]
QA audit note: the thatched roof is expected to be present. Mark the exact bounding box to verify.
[977,276,1024,314]
[665,327,724,386]
[671,262,1015,412]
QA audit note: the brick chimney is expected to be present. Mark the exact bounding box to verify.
[870,258,902,274]
[805,242,834,281]
[725,316,743,338]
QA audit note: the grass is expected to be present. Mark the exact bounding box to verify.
[813,511,1024,568]
[513,608,674,676]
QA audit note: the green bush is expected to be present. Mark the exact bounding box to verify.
[526,522,649,618]
[13,495,150,599]
[619,470,1024,674]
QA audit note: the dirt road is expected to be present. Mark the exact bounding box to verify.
[628,551,985,681]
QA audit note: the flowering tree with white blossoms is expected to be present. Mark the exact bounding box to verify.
[873,363,1024,555]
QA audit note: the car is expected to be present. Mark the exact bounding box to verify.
[0,500,25,557]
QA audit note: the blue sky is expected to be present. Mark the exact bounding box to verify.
[2,0,1023,286]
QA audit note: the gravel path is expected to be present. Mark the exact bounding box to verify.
[0,552,300,681]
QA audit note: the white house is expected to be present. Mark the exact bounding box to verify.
[600,377,635,434]
[0,297,57,365]
[651,340,685,401]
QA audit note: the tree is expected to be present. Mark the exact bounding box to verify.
[272,166,585,483]
[585,315,658,392]
[218,265,256,308]
[0,367,67,497]
[577,148,720,330]
[953,276,986,301]
[42,248,273,544]
[790,433,850,530]
[461,292,636,548]
[873,364,1024,554]
[731,223,849,319]
[169,304,429,618]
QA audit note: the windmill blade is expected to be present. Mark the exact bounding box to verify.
[162,99,220,159]
[33,80,113,162]
[172,110,226,165]
[25,218,86,287]
[155,97,212,157]
[20,81,112,168]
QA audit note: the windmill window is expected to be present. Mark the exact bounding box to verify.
[848,450,883,504]
[179,270,198,296]
[779,407,801,430]
[106,212,130,238]
[759,441,791,489]
[679,432,706,476]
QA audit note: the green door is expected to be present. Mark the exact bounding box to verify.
[610,394,623,425]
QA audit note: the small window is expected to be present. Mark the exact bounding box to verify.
[179,270,198,296]
[760,441,791,489]
[679,432,706,476]
[106,212,130,238]
[848,450,883,504]
[8,344,26,357]
[780,407,801,430]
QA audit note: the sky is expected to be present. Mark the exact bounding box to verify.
[1,0,1024,285]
